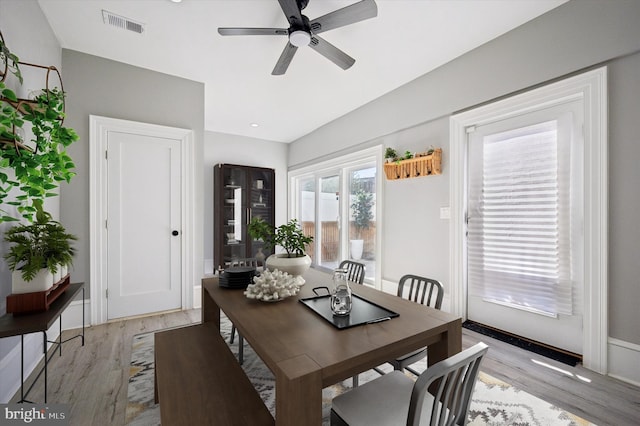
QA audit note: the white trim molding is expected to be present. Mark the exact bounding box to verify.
[449,67,608,373]
[608,338,640,386]
[89,116,196,325]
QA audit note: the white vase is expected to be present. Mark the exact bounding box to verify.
[350,239,364,260]
[265,254,311,277]
[53,268,62,285]
[12,269,54,294]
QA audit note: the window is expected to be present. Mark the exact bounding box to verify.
[289,147,383,285]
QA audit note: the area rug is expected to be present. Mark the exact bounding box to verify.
[125,317,595,426]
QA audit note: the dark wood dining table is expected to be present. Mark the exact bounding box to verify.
[201,268,461,426]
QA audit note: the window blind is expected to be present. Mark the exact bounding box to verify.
[467,120,573,316]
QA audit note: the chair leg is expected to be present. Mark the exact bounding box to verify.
[405,365,421,376]
[352,374,358,387]
[373,366,386,375]
[230,325,236,344]
[230,324,244,365]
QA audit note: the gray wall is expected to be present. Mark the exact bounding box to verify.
[203,131,288,273]
[0,0,63,396]
[60,49,205,295]
[289,0,640,345]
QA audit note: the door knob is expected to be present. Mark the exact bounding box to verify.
[172,230,179,236]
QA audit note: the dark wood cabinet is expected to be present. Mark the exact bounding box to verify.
[214,164,275,270]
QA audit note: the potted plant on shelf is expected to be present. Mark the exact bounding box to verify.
[384,147,398,163]
[349,188,374,260]
[248,217,313,277]
[4,200,76,294]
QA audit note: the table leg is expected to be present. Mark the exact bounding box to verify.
[201,280,220,329]
[275,355,322,426]
[427,319,462,366]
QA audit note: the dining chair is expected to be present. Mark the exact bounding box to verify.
[339,260,365,284]
[338,260,365,386]
[385,274,444,376]
[330,342,489,426]
[226,257,258,364]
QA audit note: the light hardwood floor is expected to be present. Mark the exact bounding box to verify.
[12,309,640,426]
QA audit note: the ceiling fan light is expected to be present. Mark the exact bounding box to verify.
[289,30,311,47]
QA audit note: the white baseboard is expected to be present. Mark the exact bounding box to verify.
[61,299,91,330]
[203,259,214,275]
[193,284,202,309]
[607,337,640,386]
[0,299,88,403]
[381,279,396,295]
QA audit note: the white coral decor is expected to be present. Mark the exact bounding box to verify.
[244,269,301,302]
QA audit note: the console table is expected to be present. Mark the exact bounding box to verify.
[0,282,85,403]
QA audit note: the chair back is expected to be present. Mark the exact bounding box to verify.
[226,258,259,268]
[408,342,488,426]
[397,275,444,310]
[338,260,365,284]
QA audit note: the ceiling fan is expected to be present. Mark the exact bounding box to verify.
[218,0,378,75]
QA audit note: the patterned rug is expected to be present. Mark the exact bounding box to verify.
[125,317,595,426]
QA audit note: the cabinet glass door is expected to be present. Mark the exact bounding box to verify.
[248,169,274,260]
[222,167,247,264]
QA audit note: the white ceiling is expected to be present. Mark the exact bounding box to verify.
[38,0,568,143]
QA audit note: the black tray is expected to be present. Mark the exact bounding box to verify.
[299,294,399,329]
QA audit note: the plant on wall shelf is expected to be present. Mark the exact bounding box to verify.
[384,147,398,162]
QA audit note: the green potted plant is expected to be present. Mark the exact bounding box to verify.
[0,35,78,223]
[384,147,398,163]
[349,188,374,260]
[248,217,313,277]
[4,200,76,294]
[0,86,78,222]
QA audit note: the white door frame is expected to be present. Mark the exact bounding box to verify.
[449,67,608,373]
[89,115,195,325]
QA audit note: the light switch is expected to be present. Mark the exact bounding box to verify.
[440,206,450,220]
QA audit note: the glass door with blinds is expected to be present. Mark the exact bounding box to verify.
[466,100,584,354]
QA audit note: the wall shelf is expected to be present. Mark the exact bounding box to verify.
[384,148,442,180]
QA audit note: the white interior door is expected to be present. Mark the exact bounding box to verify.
[106,131,182,319]
[466,101,584,354]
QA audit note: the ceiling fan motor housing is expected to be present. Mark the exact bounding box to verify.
[288,14,312,47]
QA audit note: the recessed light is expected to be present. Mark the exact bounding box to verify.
[170,0,182,3]
[250,123,259,128]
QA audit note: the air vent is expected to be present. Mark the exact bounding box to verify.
[102,10,145,34]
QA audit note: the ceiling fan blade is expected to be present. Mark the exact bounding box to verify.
[310,0,378,34]
[218,28,288,36]
[309,35,355,70]
[278,0,303,26]
[272,42,298,75]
